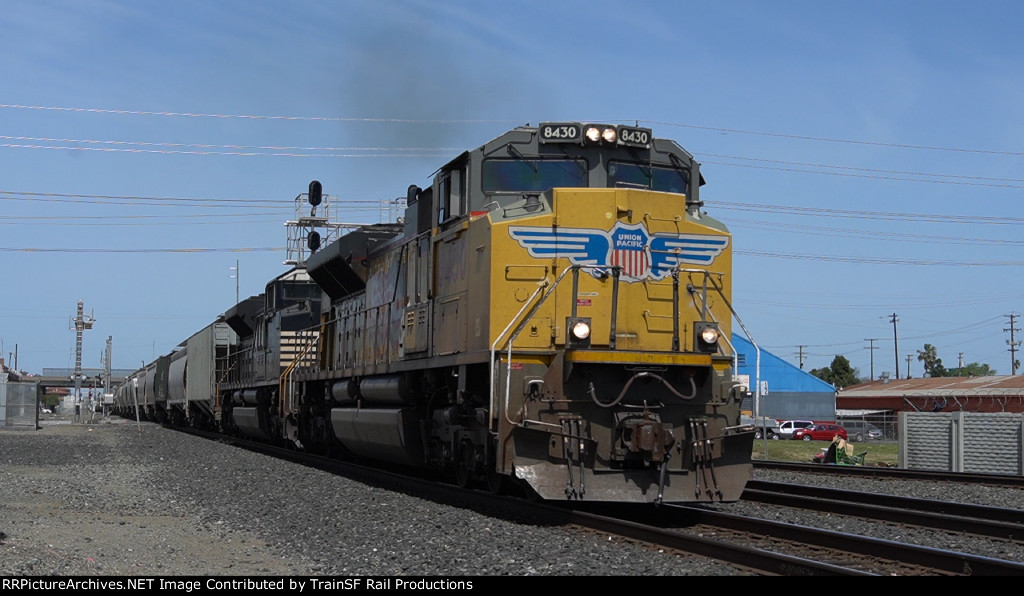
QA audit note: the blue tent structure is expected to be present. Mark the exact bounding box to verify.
[731,333,838,422]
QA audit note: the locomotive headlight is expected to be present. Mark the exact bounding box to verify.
[585,126,602,143]
[572,320,591,340]
[694,321,720,353]
[601,127,617,143]
[567,317,592,349]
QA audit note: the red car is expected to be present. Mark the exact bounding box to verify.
[792,423,848,442]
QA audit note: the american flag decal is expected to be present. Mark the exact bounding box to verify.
[509,222,728,283]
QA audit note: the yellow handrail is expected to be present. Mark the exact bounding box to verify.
[279,334,317,418]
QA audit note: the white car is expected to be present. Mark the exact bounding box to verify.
[41,408,52,414]
[778,420,814,439]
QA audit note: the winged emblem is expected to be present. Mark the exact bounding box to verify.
[509,222,728,282]
[649,233,730,278]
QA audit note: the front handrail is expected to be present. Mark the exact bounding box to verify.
[489,264,745,432]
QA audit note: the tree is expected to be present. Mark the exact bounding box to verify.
[916,343,948,377]
[809,355,862,388]
[950,362,997,377]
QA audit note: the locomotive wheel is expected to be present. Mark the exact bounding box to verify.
[486,468,506,495]
[455,441,474,489]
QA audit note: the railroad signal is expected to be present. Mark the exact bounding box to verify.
[308,180,322,206]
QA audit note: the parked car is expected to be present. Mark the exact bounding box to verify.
[777,420,814,440]
[840,420,883,442]
[741,415,781,440]
[792,423,848,442]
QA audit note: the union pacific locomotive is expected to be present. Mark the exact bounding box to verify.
[114,122,756,504]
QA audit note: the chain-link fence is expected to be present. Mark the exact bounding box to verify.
[837,412,900,442]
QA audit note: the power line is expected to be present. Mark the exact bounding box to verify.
[6,135,1023,187]
[0,141,452,159]
[0,247,283,253]
[4,104,1020,157]
[647,119,1024,157]
[0,134,460,154]
[0,190,399,207]
[733,219,1024,247]
[712,201,1024,225]
[701,158,1024,189]
[699,153,1024,184]
[0,103,519,124]
[735,249,1024,266]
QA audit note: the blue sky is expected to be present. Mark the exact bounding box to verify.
[1,1,1022,382]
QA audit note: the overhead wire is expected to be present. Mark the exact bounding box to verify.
[3,103,1021,371]
[3,103,1020,157]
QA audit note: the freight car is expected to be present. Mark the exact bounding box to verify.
[116,122,757,504]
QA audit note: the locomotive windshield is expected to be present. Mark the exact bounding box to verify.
[481,158,689,196]
[608,161,689,195]
[481,158,587,193]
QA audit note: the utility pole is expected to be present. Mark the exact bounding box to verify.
[229,260,240,305]
[905,354,913,379]
[796,345,806,369]
[958,352,964,377]
[102,336,112,401]
[1005,313,1021,375]
[889,313,900,379]
[864,339,880,381]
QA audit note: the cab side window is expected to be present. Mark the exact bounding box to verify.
[438,167,466,225]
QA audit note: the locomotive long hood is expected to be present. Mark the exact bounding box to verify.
[306,224,404,299]
[223,295,264,337]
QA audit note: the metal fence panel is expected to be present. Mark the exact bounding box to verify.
[900,411,1023,475]
[963,412,1023,475]
[900,412,954,471]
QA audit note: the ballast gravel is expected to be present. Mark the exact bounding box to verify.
[2,418,1021,576]
[0,419,743,576]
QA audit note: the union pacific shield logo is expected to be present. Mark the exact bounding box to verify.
[508,222,729,283]
[609,223,650,278]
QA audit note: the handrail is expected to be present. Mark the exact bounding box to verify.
[489,281,548,424]
[279,331,317,418]
[486,261,758,440]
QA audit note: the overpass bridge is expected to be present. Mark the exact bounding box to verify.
[31,368,134,410]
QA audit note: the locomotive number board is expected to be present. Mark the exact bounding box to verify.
[538,123,652,148]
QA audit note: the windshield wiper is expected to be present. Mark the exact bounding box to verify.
[506,144,538,173]
[627,147,652,183]
[557,145,588,175]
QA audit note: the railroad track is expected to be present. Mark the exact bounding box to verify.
[754,460,1024,488]
[743,480,1024,542]
[167,425,1024,575]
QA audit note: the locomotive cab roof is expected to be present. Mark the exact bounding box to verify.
[421,122,708,227]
